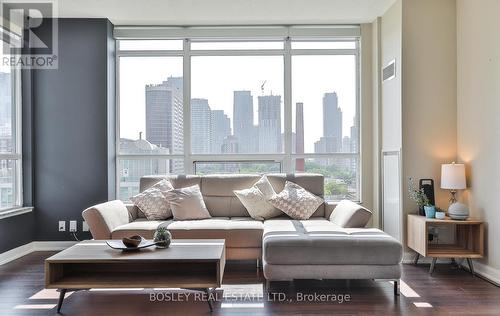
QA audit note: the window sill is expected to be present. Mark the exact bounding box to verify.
[0,207,34,220]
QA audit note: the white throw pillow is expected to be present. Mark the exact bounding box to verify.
[268,181,324,220]
[130,188,172,220]
[234,176,283,220]
[162,185,211,220]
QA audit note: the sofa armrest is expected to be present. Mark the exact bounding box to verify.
[82,200,131,239]
[328,200,372,228]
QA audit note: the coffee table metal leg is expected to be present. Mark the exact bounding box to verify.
[57,289,67,313]
[204,288,213,312]
[413,253,420,265]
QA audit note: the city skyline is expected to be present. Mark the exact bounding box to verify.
[119,55,357,153]
[131,77,357,154]
[139,76,357,158]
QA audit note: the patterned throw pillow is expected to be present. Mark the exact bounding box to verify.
[234,176,283,220]
[268,181,324,220]
[130,188,172,220]
[134,179,174,218]
[150,179,174,193]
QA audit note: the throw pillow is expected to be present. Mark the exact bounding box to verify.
[162,185,211,220]
[134,179,174,218]
[234,176,283,220]
[329,200,372,228]
[234,189,282,221]
[130,188,172,220]
[268,181,324,220]
[150,179,175,193]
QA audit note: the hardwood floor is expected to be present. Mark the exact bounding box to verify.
[1,252,500,315]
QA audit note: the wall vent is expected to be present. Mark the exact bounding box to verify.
[383,59,396,82]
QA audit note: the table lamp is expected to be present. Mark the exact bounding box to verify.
[441,162,468,220]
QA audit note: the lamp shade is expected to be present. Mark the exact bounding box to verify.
[441,163,466,190]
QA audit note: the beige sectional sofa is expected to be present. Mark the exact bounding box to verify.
[83,173,403,293]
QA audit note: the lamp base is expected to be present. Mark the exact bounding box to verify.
[448,202,469,220]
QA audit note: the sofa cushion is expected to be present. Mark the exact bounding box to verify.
[268,181,324,220]
[111,219,172,239]
[166,217,263,248]
[113,217,264,248]
[263,219,402,265]
[163,185,211,220]
[329,200,372,228]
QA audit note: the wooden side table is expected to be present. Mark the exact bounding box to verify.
[407,214,484,275]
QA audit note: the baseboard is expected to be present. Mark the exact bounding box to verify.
[0,243,35,265]
[403,251,500,287]
[0,241,78,265]
[31,241,78,251]
[462,261,500,287]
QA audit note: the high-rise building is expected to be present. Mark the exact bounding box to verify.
[349,118,358,173]
[191,98,212,154]
[295,102,305,171]
[314,136,339,153]
[0,72,10,127]
[210,110,231,153]
[119,136,170,200]
[0,72,12,154]
[233,91,257,153]
[221,135,239,154]
[314,136,340,166]
[258,94,281,153]
[342,136,351,152]
[145,77,183,173]
[323,92,342,151]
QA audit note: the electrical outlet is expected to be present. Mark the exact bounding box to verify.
[59,221,66,232]
[69,220,77,232]
[82,221,89,232]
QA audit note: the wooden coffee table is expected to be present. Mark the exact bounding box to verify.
[45,239,225,312]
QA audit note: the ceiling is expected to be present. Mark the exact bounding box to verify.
[57,0,396,25]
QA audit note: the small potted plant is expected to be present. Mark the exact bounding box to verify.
[408,178,435,218]
[153,227,172,249]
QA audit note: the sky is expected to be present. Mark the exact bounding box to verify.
[119,53,357,153]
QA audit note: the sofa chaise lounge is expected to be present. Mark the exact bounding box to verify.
[83,173,403,294]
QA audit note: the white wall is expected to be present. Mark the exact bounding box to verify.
[376,0,457,242]
[457,0,500,279]
[380,0,402,152]
[360,23,375,225]
[401,0,457,213]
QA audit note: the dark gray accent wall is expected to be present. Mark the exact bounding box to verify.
[0,213,35,253]
[31,19,115,241]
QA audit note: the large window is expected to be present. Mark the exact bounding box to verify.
[0,32,22,210]
[116,28,360,201]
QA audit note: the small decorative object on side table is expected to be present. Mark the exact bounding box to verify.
[408,178,436,218]
[441,162,469,220]
[153,227,172,248]
[407,214,484,275]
